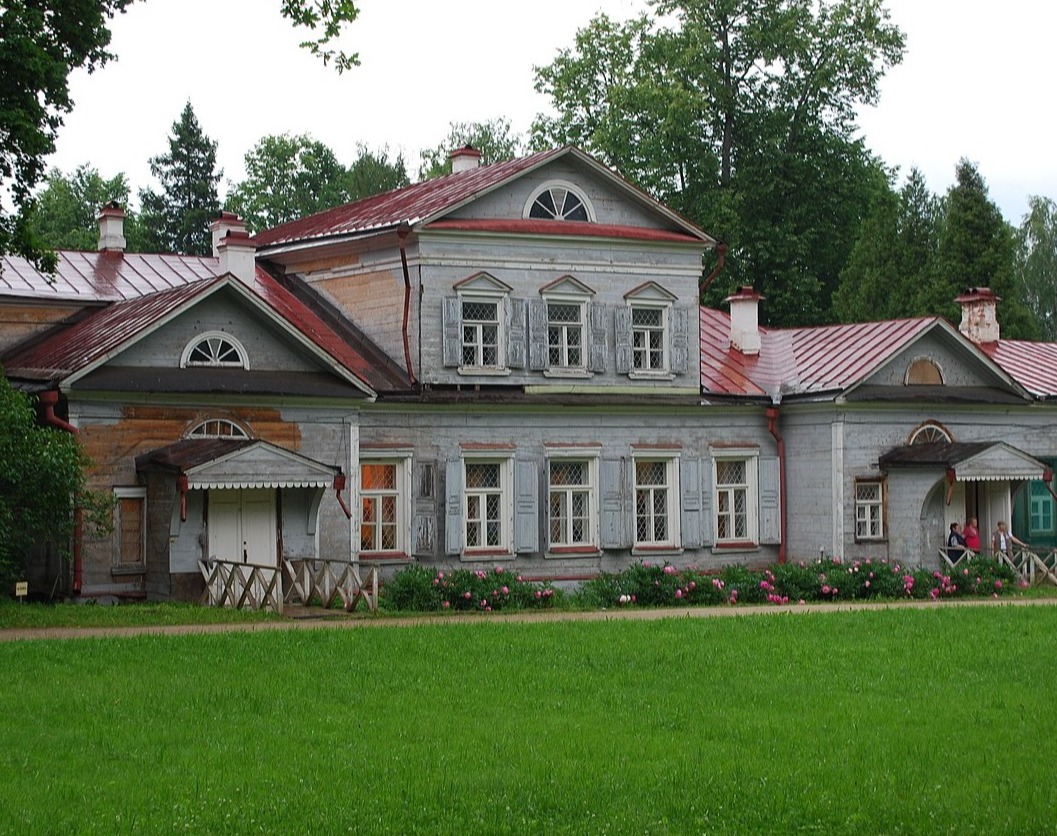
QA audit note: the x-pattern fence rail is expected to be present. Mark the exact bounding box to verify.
[199,558,380,614]
[940,547,1057,586]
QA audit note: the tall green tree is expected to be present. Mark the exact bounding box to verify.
[923,159,1037,339]
[139,102,222,256]
[346,146,409,200]
[0,2,360,270]
[532,0,905,326]
[26,164,149,252]
[1016,196,1057,341]
[419,119,526,179]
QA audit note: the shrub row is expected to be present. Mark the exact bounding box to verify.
[380,557,1019,613]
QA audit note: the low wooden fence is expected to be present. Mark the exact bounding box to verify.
[199,558,380,614]
[940,547,1057,586]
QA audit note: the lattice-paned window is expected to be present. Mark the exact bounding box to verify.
[855,480,884,540]
[465,461,505,549]
[635,459,675,546]
[528,185,591,222]
[716,459,750,542]
[187,419,249,439]
[113,488,146,567]
[461,299,500,367]
[548,302,584,368]
[182,331,248,369]
[549,459,594,548]
[361,462,401,553]
[632,306,666,371]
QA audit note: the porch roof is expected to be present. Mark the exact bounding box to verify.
[136,438,340,489]
[878,441,1050,482]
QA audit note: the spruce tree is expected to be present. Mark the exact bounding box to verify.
[139,102,221,255]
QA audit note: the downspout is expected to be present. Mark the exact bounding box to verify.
[699,242,729,294]
[765,402,788,565]
[333,472,353,520]
[176,475,189,523]
[39,390,83,593]
[396,222,418,384]
[1043,468,1057,505]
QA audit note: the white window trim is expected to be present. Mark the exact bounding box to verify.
[457,291,509,375]
[627,300,673,379]
[541,291,590,377]
[522,179,597,222]
[631,453,681,553]
[545,451,600,557]
[358,454,412,559]
[180,330,249,370]
[461,452,514,559]
[186,418,250,439]
[712,451,760,547]
[854,478,885,542]
[112,487,147,570]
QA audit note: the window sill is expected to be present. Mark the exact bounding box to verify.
[632,545,683,558]
[854,538,887,545]
[628,371,676,382]
[545,547,602,559]
[461,549,513,562]
[457,367,511,377]
[111,564,146,577]
[543,368,592,379]
[359,552,411,563]
[713,542,760,553]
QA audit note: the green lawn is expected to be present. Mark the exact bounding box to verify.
[2,606,1055,833]
[0,600,279,630]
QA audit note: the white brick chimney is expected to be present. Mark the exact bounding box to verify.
[97,202,126,252]
[726,286,763,355]
[210,211,246,257]
[450,145,482,174]
[956,287,1000,344]
[217,228,256,283]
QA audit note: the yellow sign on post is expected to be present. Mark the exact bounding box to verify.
[15,581,27,598]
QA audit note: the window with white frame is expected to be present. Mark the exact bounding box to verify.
[634,458,678,548]
[631,304,668,372]
[461,298,501,368]
[854,480,885,541]
[547,301,585,369]
[464,459,510,552]
[714,456,759,545]
[113,487,146,568]
[181,331,248,369]
[525,181,594,222]
[360,459,410,555]
[548,458,597,550]
[187,419,249,439]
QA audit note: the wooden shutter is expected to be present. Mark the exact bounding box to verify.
[759,455,781,545]
[412,460,437,557]
[444,459,463,555]
[513,460,539,553]
[588,303,609,373]
[599,457,627,549]
[679,457,703,549]
[528,299,548,371]
[700,456,715,546]
[442,296,461,367]
[507,297,527,369]
[670,306,690,375]
[614,307,633,374]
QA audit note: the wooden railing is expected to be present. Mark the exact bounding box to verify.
[198,558,380,614]
[939,547,1057,586]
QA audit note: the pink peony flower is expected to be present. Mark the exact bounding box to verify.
[534,590,542,599]
[675,588,683,599]
[994,579,1003,590]
[463,591,472,599]
[501,586,509,595]
[442,600,450,609]
[663,565,675,575]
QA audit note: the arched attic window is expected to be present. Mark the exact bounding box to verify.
[908,421,953,445]
[905,357,943,385]
[186,419,249,439]
[180,331,248,369]
[524,181,595,222]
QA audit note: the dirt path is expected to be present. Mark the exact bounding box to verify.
[3,595,1056,642]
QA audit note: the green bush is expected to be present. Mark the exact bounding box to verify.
[380,565,559,612]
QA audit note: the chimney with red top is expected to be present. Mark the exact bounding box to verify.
[210,211,245,257]
[97,201,126,252]
[450,145,482,174]
[955,287,1000,344]
[726,286,763,355]
[217,227,256,283]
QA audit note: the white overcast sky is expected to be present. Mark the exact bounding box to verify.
[46,0,1056,224]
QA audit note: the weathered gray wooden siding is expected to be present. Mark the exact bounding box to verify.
[114,290,318,372]
[865,332,1013,388]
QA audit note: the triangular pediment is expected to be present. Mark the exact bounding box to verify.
[540,275,596,297]
[955,443,1048,482]
[624,281,677,303]
[453,271,512,294]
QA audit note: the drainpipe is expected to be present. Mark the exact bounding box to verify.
[765,402,787,565]
[176,474,189,523]
[396,222,418,384]
[39,390,83,593]
[699,242,729,294]
[333,472,353,520]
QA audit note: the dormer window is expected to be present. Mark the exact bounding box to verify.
[187,419,249,439]
[181,331,248,369]
[524,181,595,222]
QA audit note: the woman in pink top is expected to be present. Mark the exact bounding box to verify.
[963,517,981,552]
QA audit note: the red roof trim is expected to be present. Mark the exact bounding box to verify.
[424,219,702,244]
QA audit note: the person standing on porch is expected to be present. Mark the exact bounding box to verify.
[947,523,967,562]
[991,521,1026,557]
[963,517,981,553]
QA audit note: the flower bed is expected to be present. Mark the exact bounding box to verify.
[379,565,559,612]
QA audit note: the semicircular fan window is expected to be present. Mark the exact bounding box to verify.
[529,186,590,222]
[182,332,247,369]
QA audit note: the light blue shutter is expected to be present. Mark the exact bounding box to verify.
[680,457,703,549]
[759,455,781,545]
[514,460,539,553]
[701,457,714,546]
[588,303,608,373]
[600,457,627,549]
[670,307,690,375]
[614,308,632,374]
[442,297,461,367]
[412,460,437,557]
[507,297,527,369]
[445,459,463,555]
[529,299,548,371]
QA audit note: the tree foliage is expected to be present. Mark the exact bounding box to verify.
[532,0,905,326]
[419,118,527,180]
[138,102,222,255]
[1015,196,1057,341]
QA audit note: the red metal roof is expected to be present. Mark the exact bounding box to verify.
[700,308,940,398]
[0,250,222,302]
[980,339,1057,398]
[424,219,702,244]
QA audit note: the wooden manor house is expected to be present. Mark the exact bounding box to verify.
[3,145,1057,601]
